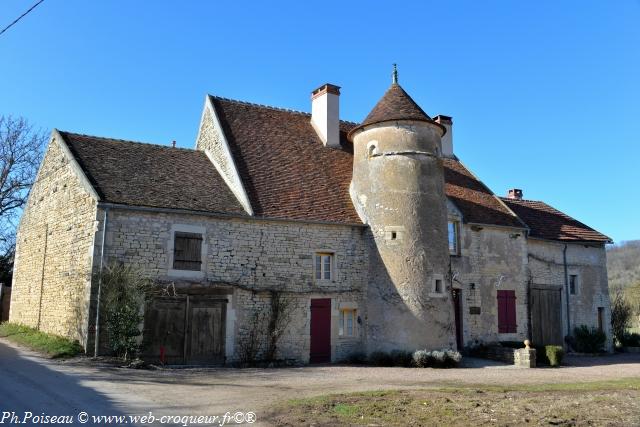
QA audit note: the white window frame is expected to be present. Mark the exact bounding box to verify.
[339,308,357,337]
[168,224,207,279]
[448,220,460,255]
[314,251,336,281]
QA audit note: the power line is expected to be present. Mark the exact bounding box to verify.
[0,0,46,37]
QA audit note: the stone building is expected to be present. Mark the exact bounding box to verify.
[10,73,612,364]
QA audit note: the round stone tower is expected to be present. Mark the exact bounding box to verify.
[349,70,456,352]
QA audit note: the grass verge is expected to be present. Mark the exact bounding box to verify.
[270,379,640,426]
[0,322,83,358]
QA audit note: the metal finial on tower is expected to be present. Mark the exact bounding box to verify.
[392,63,398,84]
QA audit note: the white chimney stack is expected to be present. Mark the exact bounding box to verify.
[311,83,341,148]
[434,115,453,157]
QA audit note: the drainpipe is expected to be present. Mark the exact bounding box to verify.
[563,244,571,339]
[94,208,109,358]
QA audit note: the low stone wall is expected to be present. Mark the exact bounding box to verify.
[475,345,537,368]
[484,346,516,364]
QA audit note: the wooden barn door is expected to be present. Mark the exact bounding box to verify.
[142,296,187,365]
[530,286,563,346]
[310,298,331,363]
[143,295,226,365]
[186,298,226,365]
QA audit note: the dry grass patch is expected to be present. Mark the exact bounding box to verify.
[269,379,640,426]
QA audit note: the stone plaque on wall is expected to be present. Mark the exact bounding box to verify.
[469,306,481,315]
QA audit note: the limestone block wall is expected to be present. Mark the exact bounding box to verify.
[528,239,613,351]
[103,208,368,362]
[10,135,98,345]
[450,224,529,347]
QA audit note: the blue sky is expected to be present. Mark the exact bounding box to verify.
[2,1,638,243]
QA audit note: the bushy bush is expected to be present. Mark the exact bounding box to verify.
[611,289,632,345]
[412,350,432,368]
[368,351,394,367]
[573,325,607,353]
[620,332,640,347]
[412,349,462,368]
[499,341,524,349]
[389,349,414,367]
[345,351,367,364]
[545,345,565,367]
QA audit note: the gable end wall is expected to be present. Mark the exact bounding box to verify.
[10,134,99,347]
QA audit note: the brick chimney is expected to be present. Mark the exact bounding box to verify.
[507,188,523,200]
[311,83,340,148]
[434,115,453,157]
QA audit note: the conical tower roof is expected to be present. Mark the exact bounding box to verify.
[360,83,432,127]
[349,67,444,140]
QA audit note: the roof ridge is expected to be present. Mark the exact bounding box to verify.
[209,95,359,126]
[499,196,548,204]
[58,130,197,152]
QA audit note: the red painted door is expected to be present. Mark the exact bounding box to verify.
[310,298,331,363]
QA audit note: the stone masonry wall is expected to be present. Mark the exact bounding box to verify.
[10,135,98,345]
[450,224,530,347]
[103,208,367,363]
[528,239,613,351]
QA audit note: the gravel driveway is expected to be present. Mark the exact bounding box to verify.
[2,338,639,426]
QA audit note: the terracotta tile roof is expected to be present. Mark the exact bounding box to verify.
[209,96,362,224]
[501,197,611,243]
[349,84,444,138]
[443,158,526,229]
[57,97,607,242]
[59,131,246,215]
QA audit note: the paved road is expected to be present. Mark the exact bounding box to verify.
[1,338,640,426]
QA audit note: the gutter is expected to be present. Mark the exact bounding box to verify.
[96,202,367,228]
[94,207,109,357]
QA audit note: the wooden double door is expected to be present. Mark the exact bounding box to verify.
[143,295,226,365]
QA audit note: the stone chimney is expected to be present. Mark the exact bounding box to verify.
[434,115,453,157]
[507,188,523,200]
[311,83,341,148]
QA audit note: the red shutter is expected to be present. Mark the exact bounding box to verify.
[497,290,517,333]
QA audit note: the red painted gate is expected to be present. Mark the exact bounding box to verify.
[310,298,331,363]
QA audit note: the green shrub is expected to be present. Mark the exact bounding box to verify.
[389,349,414,367]
[97,263,152,360]
[573,325,607,353]
[620,332,640,347]
[545,345,565,367]
[368,351,393,367]
[0,322,83,358]
[499,341,524,349]
[345,351,367,364]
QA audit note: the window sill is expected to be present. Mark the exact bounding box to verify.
[168,269,205,279]
[428,292,446,298]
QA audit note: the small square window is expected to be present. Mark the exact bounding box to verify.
[569,275,578,295]
[339,309,356,337]
[391,231,397,240]
[315,252,334,281]
[173,232,203,271]
[434,279,443,294]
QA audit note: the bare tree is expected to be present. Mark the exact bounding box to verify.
[0,116,46,256]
